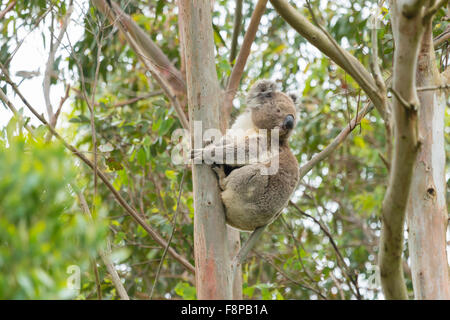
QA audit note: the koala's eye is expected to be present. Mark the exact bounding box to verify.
[276,108,281,113]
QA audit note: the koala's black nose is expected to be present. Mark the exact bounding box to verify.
[282,115,295,130]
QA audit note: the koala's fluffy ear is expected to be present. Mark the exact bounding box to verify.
[246,79,278,108]
[253,79,277,93]
[288,92,301,109]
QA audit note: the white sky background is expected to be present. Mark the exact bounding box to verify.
[0,0,88,129]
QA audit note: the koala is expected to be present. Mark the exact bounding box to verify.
[192,80,300,231]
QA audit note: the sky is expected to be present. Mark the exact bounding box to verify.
[0,1,87,129]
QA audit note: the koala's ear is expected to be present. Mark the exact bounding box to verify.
[253,79,277,93]
[246,79,277,108]
[247,79,277,102]
[288,92,301,108]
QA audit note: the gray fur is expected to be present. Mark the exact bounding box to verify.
[192,79,300,231]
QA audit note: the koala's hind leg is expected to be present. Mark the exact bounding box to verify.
[212,164,227,190]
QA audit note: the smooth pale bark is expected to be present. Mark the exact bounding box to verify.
[378,1,424,300]
[407,21,450,300]
[228,227,242,299]
[179,0,232,300]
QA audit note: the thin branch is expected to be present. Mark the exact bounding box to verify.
[370,0,391,165]
[423,0,447,21]
[279,216,321,289]
[0,87,34,134]
[103,91,164,107]
[255,252,328,300]
[434,25,450,48]
[43,3,73,121]
[91,258,102,300]
[298,101,374,180]
[52,84,70,126]
[78,192,130,300]
[0,0,16,20]
[229,0,243,64]
[63,23,102,216]
[6,6,53,67]
[270,0,385,119]
[389,86,418,110]
[95,1,189,130]
[88,26,104,219]
[150,168,186,299]
[231,225,267,285]
[99,246,130,300]
[222,0,269,130]
[289,201,361,299]
[416,83,450,91]
[370,1,388,98]
[92,0,186,95]
[45,84,70,143]
[0,63,195,274]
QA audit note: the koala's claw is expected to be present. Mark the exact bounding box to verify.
[211,164,224,174]
[211,164,226,190]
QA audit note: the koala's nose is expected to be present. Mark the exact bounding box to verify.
[282,115,295,130]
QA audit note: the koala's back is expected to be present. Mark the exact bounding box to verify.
[221,147,299,231]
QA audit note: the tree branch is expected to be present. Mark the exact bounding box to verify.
[43,3,73,122]
[433,25,450,48]
[289,201,361,299]
[92,0,189,131]
[102,91,163,107]
[370,0,392,166]
[423,0,447,21]
[150,169,186,299]
[222,0,269,130]
[78,192,130,300]
[378,0,425,300]
[298,101,374,180]
[255,251,328,299]
[230,225,266,286]
[92,0,186,95]
[270,0,385,120]
[179,0,232,299]
[229,0,243,64]
[0,0,16,20]
[0,87,34,134]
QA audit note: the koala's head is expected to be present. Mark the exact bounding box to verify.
[246,79,298,142]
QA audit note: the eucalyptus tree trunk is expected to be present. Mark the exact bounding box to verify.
[406,21,450,300]
[178,0,232,300]
[378,0,425,300]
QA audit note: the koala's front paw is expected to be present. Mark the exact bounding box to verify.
[211,164,226,190]
[211,164,224,175]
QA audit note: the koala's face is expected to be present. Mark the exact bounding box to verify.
[246,80,298,140]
